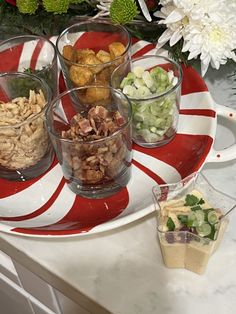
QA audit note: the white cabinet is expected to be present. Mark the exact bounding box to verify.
[0,251,91,314]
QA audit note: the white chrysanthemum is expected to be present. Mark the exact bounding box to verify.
[154,0,236,75]
[184,19,236,75]
[93,0,112,18]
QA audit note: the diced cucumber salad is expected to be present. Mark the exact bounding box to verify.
[166,193,221,240]
[120,65,178,143]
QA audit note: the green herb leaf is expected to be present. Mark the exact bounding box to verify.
[177,214,188,224]
[198,198,205,205]
[191,205,202,211]
[167,217,175,231]
[184,194,200,206]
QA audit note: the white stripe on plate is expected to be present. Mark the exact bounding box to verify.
[0,164,63,216]
[181,91,215,110]
[177,114,216,137]
[131,40,152,55]
[143,47,169,58]
[4,184,75,228]
[133,150,181,183]
[18,40,38,71]
[91,164,157,231]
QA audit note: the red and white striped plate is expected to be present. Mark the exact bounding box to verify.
[0,36,235,237]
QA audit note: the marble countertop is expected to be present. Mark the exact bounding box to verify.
[0,64,236,314]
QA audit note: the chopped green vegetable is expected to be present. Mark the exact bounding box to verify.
[167,217,175,231]
[120,64,178,144]
[196,223,212,237]
[207,211,219,225]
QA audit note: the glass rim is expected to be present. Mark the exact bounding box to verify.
[153,171,236,241]
[111,54,183,101]
[0,72,51,129]
[0,34,58,71]
[45,85,133,144]
[56,19,132,67]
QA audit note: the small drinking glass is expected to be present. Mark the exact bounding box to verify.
[0,35,58,97]
[56,20,131,93]
[152,172,236,274]
[46,85,132,199]
[111,55,183,148]
[0,72,54,181]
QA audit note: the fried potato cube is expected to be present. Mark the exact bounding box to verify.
[69,65,94,87]
[62,45,77,62]
[96,67,111,84]
[85,83,110,103]
[76,49,95,63]
[108,42,126,60]
[81,54,104,74]
[96,50,111,63]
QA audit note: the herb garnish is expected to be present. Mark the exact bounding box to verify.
[167,217,175,231]
[184,194,205,206]
[165,193,219,240]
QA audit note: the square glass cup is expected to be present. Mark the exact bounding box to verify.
[152,172,236,274]
[0,72,54,181]
[45,85,132,199]
[0,35,58,98]
[111,55,183,148]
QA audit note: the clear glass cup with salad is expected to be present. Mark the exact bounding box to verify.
[111,55,183,148]
[152,172,236,274]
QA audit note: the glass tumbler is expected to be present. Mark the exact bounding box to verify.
[46,85,132,199]
[0,72,54,181]
[0,35,58,97]
[111,55,183,148]
[56,19,131,96]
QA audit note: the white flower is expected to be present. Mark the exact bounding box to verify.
[93,0,112,18]
[154,0,236,75]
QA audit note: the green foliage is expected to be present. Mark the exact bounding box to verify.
[70,0,87,3]
[0,2,95,37]
[110,0,139,24]
[16,0,38,14]
[42,0,70,14]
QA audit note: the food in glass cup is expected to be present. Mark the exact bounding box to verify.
[0,35,58,97]
[56,20,131,103]
[111,55,183,148]
[153,172,236,274]
[0,72,54,181]
[46,86,132,199]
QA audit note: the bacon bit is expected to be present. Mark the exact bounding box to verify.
[61,105,128,184]
[78,118,92,134]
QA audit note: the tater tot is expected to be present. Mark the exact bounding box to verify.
[62,45,77,62]
[96,50,111,63]
[85,83,110,103]
[76,49,95,63]
[81,54,104,74]
[96,67,111,84]
[69,65,94,87]
[108,42,126,60]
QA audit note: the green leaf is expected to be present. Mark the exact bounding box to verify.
[167,217,175,231]
[184,194,200,206]
[177,214,188,224]
[191,205,202,211]
[198,198,205,205]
